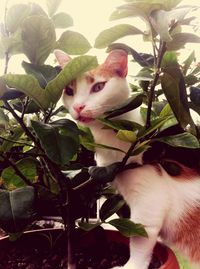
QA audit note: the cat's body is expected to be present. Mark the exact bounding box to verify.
[55,49,200,269]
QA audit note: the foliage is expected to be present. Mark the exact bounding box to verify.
[0,0,200,268]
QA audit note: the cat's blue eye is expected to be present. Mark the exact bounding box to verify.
[91,81,106,93]
[64,86,74,96]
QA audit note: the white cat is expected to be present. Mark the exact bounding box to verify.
[55,49,200,269]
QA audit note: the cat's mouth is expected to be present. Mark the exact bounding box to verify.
[78,116,95,123]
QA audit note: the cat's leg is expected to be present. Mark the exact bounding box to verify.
[111,166,168,269]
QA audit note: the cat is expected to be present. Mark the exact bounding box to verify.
[55,49,200,269]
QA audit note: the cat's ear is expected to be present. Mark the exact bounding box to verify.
[54,49,71,68]
[103,50,128,77]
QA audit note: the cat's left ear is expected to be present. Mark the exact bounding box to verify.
[104,49,128,77]
[54,49,71,68]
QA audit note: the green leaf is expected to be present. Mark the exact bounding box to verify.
[116,130,137,143]
[161,52,195,132]
[105,94,144,119]
[31,119,80,165]
[79,125,95,151]
[22,61,59,88]
[89,163,121,184]
[85,142,125,153]
[29,3,48,17]
[78,221,101,231]
[21,15,56,65]
[56,30,91,55]
[150,7,192,42]
[121,0,183,11]
[2,158,38,190]
[108,218,148,237]
[155,133,200,148]
[46,55,98,104]
[0,186,36,233]
[100,195,125,221]
[190,86,200,107]
[161,73,194,130]
[3,74,49,110]
[1,29,23,56]
[182,51,195,75]
[0,127,23,153]
[167,33,200,50]
[110,9,139,21]
[6,4,30,33]
[46,0,62,17]
[52,12,73,28]
[138,116,172,138]
[0,109,9,129]
[94,24,143,49]
[98,118,142,132]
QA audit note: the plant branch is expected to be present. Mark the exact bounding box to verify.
[145,41,166,129]
[3,100,39,146]
[1,154,34,186]
[0,135,35,148]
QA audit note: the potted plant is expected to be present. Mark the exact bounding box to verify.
[0,1,150,269]
[0,0,199,269]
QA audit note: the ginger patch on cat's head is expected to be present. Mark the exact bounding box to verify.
[92,49,128,79]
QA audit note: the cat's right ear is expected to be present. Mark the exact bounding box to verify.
[54,50,71,68]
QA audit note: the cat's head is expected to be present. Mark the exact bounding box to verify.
[55,49,130,125]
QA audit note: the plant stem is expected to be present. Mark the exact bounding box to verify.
[145,41,166,129]
[1,154,34,186]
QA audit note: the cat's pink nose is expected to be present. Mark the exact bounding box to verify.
[73,104,85,113]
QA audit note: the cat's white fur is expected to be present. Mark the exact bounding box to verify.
[55,49,200,269]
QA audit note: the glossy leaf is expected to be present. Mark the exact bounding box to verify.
[150,7,192,42]
[89,163,121,184]
[78,222,101,232]
[22,61,59,88]
[98,118,142,132]
[30,3,48,16]
[46,0,62,17]
[1,29,23,56]
[6,4,30,33]
[122,0,182,10]
[182,51,195,75]
[161,73,194,129]
[161,52,195,131]
[100,195,125,221]
[56,30,91,55]
[0,187,36,233]
[105,94,144,119]
[167,33,200,50]
[108,218,148,237]
[190,86,200,106]
[116,130,137,143]
[155,133,200,148]
[0,109,9,129]
[110,9,139,21]
[52,12,73,28]
[13,100,40,114]
[3,74,49,110]
[2,158,38,190]
[0,127,23,153]
[79,125,95,151]
[46,55,98,104]
[94,24,143,49]
[21,16,56,65]
[31,119,80,165]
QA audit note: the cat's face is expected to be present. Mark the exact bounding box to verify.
[55,49,130,125]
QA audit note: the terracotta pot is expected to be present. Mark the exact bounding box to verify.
[0,228,179,269]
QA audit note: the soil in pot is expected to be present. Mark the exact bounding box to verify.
[0,228,174,269]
